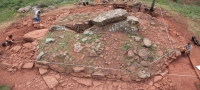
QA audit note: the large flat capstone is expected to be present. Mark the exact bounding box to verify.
[23,29,49,42]
[91,9,128,26]
[87,16,139,33]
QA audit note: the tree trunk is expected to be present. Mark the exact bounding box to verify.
[150,0,155,12]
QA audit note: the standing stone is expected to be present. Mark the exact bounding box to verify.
[73,66,85,73]
[91,9,128,26]
[143,38,152,47]
[43,76,59,88]
[22,63,34,69]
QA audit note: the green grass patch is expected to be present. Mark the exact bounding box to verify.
[0,0,77,23]
[0,85,10,90]
[38,30,76,63]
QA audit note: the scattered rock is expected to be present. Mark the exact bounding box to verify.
[35,63,49,68]
[149,81,154,86]
[150,21,155,25]
[49,64,65,73]
[74,42,84,52]
[22,63,34,69]
[10,46,21,52]
[83,30,94,35]
[153,76,163,83]
[8,68,14,72]
[137,70,151,79]
[154,83,160,88]
[50,25,68,32]
[175,50,181,57]
[18,62,24,70]
[126,65,136,72]
[113,82,119,87]
[45,38,55,44]
[43,76,59,89]
[39,68,48,75]
[121,75,132,82]
[36,51,45,60]
[23,29,49,42]
[92,71,105,78]
[127,50,135,57]
[23,43,32,49]
[12,63,19,68]
[70,72,85,77]
[140,61,148,67]
[90,50,98,56]
[91,9,128,26]
[73,66,85,73]
[134,36,141,42]
[81,37,88,42]
[157,51,163,56]
[71,77,92,86]
[18,6,31,13]
[138,49,150,60]
[143,38,152,47]
[1,62,12,70]
[93,81,102,87]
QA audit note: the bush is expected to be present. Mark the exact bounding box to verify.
[172,0,178,2]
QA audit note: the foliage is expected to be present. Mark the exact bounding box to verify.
[0,0,77,23]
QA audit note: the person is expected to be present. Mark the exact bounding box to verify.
[6,35,14,45]
[33,10,40,22]
[2,35,14,47]
[182,42,193,56]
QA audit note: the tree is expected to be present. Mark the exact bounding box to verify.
[150,0,155,12]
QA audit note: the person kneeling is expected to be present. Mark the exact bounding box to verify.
[181,42,192,56]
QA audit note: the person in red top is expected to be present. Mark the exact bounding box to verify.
[6,35,14,45]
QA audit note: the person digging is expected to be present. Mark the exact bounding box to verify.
[181,42,193,56]
[2,35,14,47]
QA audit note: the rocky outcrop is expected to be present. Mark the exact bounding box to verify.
[91,9,128,26]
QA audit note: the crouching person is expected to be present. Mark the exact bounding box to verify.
[2,35,14,47]
[180,42,192,56]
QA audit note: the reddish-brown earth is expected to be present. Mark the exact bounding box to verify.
[0,3,200,90]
